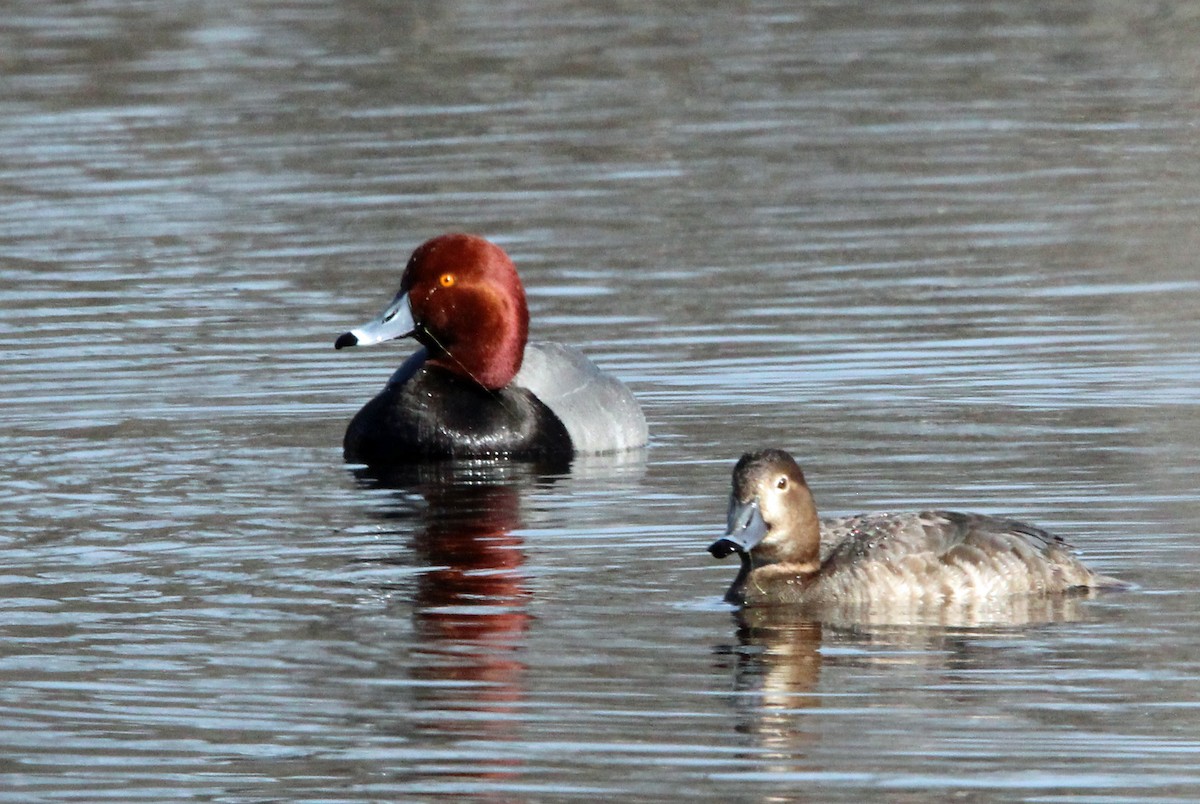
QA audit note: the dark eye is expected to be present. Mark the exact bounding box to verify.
[776,476,788,490]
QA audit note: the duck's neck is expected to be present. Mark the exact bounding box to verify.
[423,288,528,390]
[726,554,822,605]
[753,489,823,569]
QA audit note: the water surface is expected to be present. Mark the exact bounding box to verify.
[3,1,1200,800]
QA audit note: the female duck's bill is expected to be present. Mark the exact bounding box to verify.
[708,448,1127,611]
[334,233,647,471]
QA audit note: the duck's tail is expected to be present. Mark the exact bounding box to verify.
[1089,572,1133,591]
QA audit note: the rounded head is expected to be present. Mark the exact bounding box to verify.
[709,448,820,565]
[731,448,807,505]
[399,234,529,390]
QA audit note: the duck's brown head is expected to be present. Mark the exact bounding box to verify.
[708,448,820,566]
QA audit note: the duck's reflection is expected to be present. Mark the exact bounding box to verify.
[788,590,1099,632]
[717,594,1099,766]
[716,609,824,762]
[356,461,553,769]
[352,452,647,758]
[408,476,529,712]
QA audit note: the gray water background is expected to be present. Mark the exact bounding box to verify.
[3,2,1200,800]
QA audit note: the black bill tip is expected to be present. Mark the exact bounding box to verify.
[708,537,741,560]
[334,331,358,350]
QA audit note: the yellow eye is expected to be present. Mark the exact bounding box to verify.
[439,273,456,288]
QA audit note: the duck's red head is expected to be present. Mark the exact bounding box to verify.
[403,234,529,389]
[336,233,529,391]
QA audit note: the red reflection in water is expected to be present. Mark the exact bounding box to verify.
[406,478,531,782]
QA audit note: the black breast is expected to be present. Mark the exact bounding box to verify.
[343,364,573,470]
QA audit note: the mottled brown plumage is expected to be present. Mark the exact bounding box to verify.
[709,449,1125,609]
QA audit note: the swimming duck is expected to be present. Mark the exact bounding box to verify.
[708,449,1124,608]
[334,233,647,468]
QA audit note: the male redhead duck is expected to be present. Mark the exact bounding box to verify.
[334,233,647,469]
[709,449,1125,608]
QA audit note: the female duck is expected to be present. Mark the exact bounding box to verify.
[335,234,647,469]
[708,449,1124,608]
